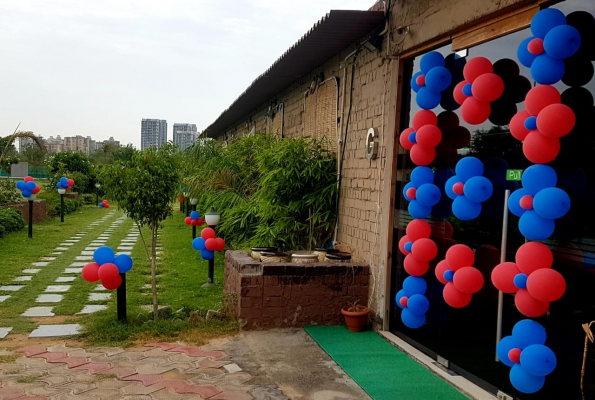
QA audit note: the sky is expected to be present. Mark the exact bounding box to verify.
[0,0,375,148]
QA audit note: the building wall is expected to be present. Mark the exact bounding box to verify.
[141,119,167,150]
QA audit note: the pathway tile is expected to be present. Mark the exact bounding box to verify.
[0,285,24,291]
[75,256,94,261]
[32,262,50,267]
[88,293,111,301]
[118,246,133,250]
[116,252,132,256]
[77,305,108,314]
[0,327,12,339]
[40,257,56,261]
[94,284,107,291]
[55,247,69,251]
[223,363,243,373]
[64,240,79,243]
[90,242,107,246]
[64,268,83,274]
[14,276,33,282]
[85,247,99,251]
[51,252,63,255]
[59,242,75,246]
[0,295,10,302]
[45,285,71,293]
[36,294,63,303]
[23,269,41,274]
[70,262,87,267]
[29,324,81,338]
[22,307,54,317]
[56,277,76,283]
[81,251,94,256]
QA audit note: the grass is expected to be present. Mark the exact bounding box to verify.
[17,376,39,383]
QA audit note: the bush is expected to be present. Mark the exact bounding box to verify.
[81,193,96,205]
[0,225,5,238]
[0,179,21,206]
[0,209,26,234]
[37,192,82,217]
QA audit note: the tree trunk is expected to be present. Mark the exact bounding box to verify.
[136,222,151,263]
[151,226,158,321]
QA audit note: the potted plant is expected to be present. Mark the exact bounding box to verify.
[341,300,370,332]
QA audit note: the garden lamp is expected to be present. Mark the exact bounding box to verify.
[57,188,66,223]
[205,207,221,227]
[95,183,101,206]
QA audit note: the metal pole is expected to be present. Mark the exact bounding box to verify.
[496,189,510,362]
[185,198,190,217]
[96,189,99,206]
[60,194,64,223]
[117,273,127,321]
[180,200,184,213]
[192,204,197,239]
[202,224,216,287]
[28,200,33,239]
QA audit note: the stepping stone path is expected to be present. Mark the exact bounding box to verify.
[0,327,12,338]
[78,304,107,314]
[29,324,81,338]
[22,306,54,317]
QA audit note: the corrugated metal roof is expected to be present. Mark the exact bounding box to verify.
[206,10,385,137]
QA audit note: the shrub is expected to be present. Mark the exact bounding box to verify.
[81,193,96,205]
[0,225,5,238]
[0,209,26,234]
[37,192,81,217]
[0,179,21,206]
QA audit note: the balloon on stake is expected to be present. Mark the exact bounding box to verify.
[445,157,494,221]
[192,227,226,260]
[81,246,133,290]
[184,210,204,227]
[99,199,110,208]
[435,244,484,308]
[403,167,442,219]
[396,276,429,329]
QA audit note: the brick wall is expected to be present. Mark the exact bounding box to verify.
[7,200,47,223]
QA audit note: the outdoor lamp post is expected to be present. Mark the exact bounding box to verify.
[203,207,221,286]
[95,183,101,206]
[28,193,36,239]
[190,197,199,239]
[58,188,66,223]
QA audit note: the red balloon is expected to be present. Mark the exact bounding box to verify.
[453,266,484,294]
[400,127,415,150]
[527,269,566,303]
[215,237,225,251]
[445,244,475,271]
[527,38,544,55]
[411,238,438,262]
[105,204,110,208]
[406,188,417,199]
[509,110,531,141]
[205,238,217,251]
[515,289,550,317]
[416,125,442,148]
[191,219,200,226]
[404,254,430,276]
[416,75,426,86]
[453,81,469,105]
[31,186,41,194]
[400,296,409,308]
[399,234,411,255]
[523,131,560,164]
[197,217,204,226]
[509,348,522,364]
[98,263,120,282]
[410,145,436,166]
[201,227,216,240]
[461,97,491,125]
[516,242,553,275]
[178,197,184,203]
[82,262,101,282]
[406,220,431,241]
[67,179,75,187]
[525,85,561,116]
[66,187,71,191]
[102,274,122,290]
[491,262,521,293]
[520,195,534,210]
[24,176,34,183]
[463,57,493,83]
[412,110,437,131]
[435,260,451,284]
[537,104,575,138]
[443,282,472,308]
[184,217,192,225]
[472,73,504,103]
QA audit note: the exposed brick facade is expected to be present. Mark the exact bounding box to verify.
[6,200,47,223]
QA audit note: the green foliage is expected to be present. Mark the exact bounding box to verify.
[90,143,137,165]
[80,193,96,205]
[0,209,26,234]
[0,179,21,206]
[37,192,82,217]
[0,225,5,238]
[19,143,47,166]
[46,151,94,192]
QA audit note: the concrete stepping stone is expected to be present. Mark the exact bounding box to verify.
[29,324,81,338]
[36,294,63,303]
[14,276,33,282]
[40,257,56,261]
[22,269,41,274]
[64,268,83,274]
[117,246,133,250]
[116,252,131,256]
[78,305,108,314]
[55,247,69,251]
[85,247,99,251]
[81,251,94,256]
[0,296,10,302]
[75,256,94,261]
[0,285,24,291]
[59,242,75,246]
[56,277,76,283]
[32,262,50,267]
[90,242,107,246]
[223,363,243,373]
[22,306,54,317]
[51,252,63,255]
[45,285,71,293]
[70,262,87,267]
[65,239,80,243]
[89,293,111,301]
[0,327,13,339]
[94,284,107,291]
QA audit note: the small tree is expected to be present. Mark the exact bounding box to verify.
[100,143,181,320]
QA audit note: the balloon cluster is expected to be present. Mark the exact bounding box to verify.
[403,167,442,219]
[56,177,74,191]
[396,276,429,329]
[185,210,204,227]
[178,196,185,203]
[399,110,442,166]
[192,227,225,260]
[445,157,494,220]
[411,52,453,110]
[434,112,471,167]
[15,176,40,198]
[518,8,582,85]
[398,220,437,277]
[81,246,133,290]
[488,59,532,126]
[99,199,110,208]
[435,245,484,308]
[454,57,505,125]
[510,85,575,164]
[508,165,571,241]
[497,320,557,394]
[492,242,566,318]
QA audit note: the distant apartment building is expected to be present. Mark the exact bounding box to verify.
[63,135,90,154]
[172,123,198,151]
[141,119,167,150]
[18,135,44,152]
[92,136,121,152]
[45,136,64,153]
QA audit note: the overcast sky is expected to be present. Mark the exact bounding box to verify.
[0,0,374,148]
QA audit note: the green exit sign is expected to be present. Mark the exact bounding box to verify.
[507,170,522,181]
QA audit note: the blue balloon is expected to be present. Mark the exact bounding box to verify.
[534,187,571,219]
[409,131,417,144]
[463,83,473,97]
[420,51,445,73]
[408,201,432,219]
[190,211,199,220]
[531,8,566,39]
[524,116,537,130]
[60,177,68,185]
[544,24,581,59]
[425,67,452,92]
[455,157,484,182]
[192,237,206,251]
[401,308,426,329]
[464,176,493,203]
[513,319,547,349]
[403,182,416,201]
[518,37,538,67]
[395,289,406,309]
[407,294,430,315]
[99,203,104,207]
[445,176,462,200]
[114,254,133,273]
[403,276,427,296]
[25,181,36,191]
[444,270,454,282]
[522,165,557,196]
[201,249,215,260]
[521,344,557,377]
[411,71,424,92]
[497,336,519,367]
[531,54,565,84]
[519,210,555,240]
[94,246,115,265]
[404,242,413,252]
[510,364,545,394]
[416,184,441,207]
[22,190,32,198]
[416,87,442,110]
[452,196,482,221]
[16,181,25,190]
[411,166,434,185]
[514,273,528,289]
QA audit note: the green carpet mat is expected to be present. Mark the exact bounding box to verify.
[305,325,468,400]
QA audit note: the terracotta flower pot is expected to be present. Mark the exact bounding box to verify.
[341,306,370,332]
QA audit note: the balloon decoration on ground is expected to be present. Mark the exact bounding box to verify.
[445,157,494,220]
[82,246,133,290]
[399,110,442,166]
[491,242,566,317]
[411,52,453,110]
[15,176,41,198]
[56,177,74,191]
[518,8,582,85]
[509,85,575,164]
[185,210,204,227]
[192,227,225,260]
[435,244,484,308]
[403,167,442,219]
[453,57,505,125]
[399,219,437,277]
[99,199,110,208]
[508,165,571,240]
[497,320,557,393]
[396,276,429,329]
